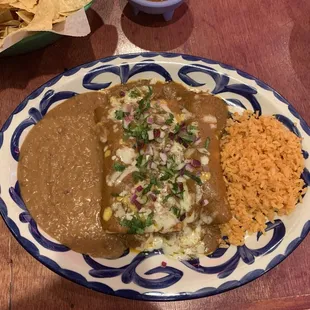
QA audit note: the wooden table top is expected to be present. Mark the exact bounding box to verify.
[0,1,310,309]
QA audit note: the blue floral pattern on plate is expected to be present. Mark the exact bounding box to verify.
[0,53,309,301]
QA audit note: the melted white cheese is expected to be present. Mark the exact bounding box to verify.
[203,114,217,123]
[143,224,206,260]
[201,155,209,165]
[116,147,136,165]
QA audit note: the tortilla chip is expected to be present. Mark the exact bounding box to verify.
[0,4,11,10]
[9,1,36,13]
[26,0,55,31]
[0,0,90,48]
[19,0,37,9]
[58,0,89,13]
[2,24,18,36]
[0,9,13,23]
[16,10,34,24]
[52,15,66,24]
[0,19,20,26]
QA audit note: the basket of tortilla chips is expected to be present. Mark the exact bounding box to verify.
[0,0,92,56]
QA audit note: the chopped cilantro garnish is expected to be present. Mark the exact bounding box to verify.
[153,189,160,195]
[145,213,154,227]
[187,125,197,135]
[142,177,159,195]
[113,162,126,172]
[205,137,211,149]
[142,183,153,195]
[115,110,126,120]
[172,182,179,193]
[120,213,154,234]
[174,124,181,133]
[136,154,144,168]
[160,168,175,181]
[163,194,174,203]
[135,86,153,118]
[171,207,181,218]
[129,89,141,98]
[169,181,185,199]
[150,176,159,186]
[132,171,146,183]
[184,170,203,185]
[128,123,150,144]
[166,113,174,125]
[125,87,153,143]
[179,133,196,143]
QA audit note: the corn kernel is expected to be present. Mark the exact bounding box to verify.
[119,139,124,145]
[103,207,112,221]
[116,197,123,202]
[201,172,211,182]
[176,114,185,123]
[128,203,137,212]
[104,150,111,157]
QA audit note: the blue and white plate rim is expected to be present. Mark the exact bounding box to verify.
[0,52,309,302]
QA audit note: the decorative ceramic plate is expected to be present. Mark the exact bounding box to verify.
[0,53,309,301]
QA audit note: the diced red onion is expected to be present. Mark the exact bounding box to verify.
[120,91,126,97]
[149,192,157,202]
[135,186,143,192]
[179,166,185,176]
[123,120,130,129]
[154,129,160,138]
[131,194,142,209]
[160,153,167,163]
[194,138,201,146]
[178,182,184,191]
[123,115,133,129]
[147,117,154,124]
[191,159,201,168]
[151,162,158,169]
[126,115,133,122]
[201,199,209,206]
[177,137,188,148]
[168,132,175,140]
[131,194,137,202]
[186,165,194,172]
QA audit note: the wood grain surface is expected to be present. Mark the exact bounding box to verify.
[0,1,310,309]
